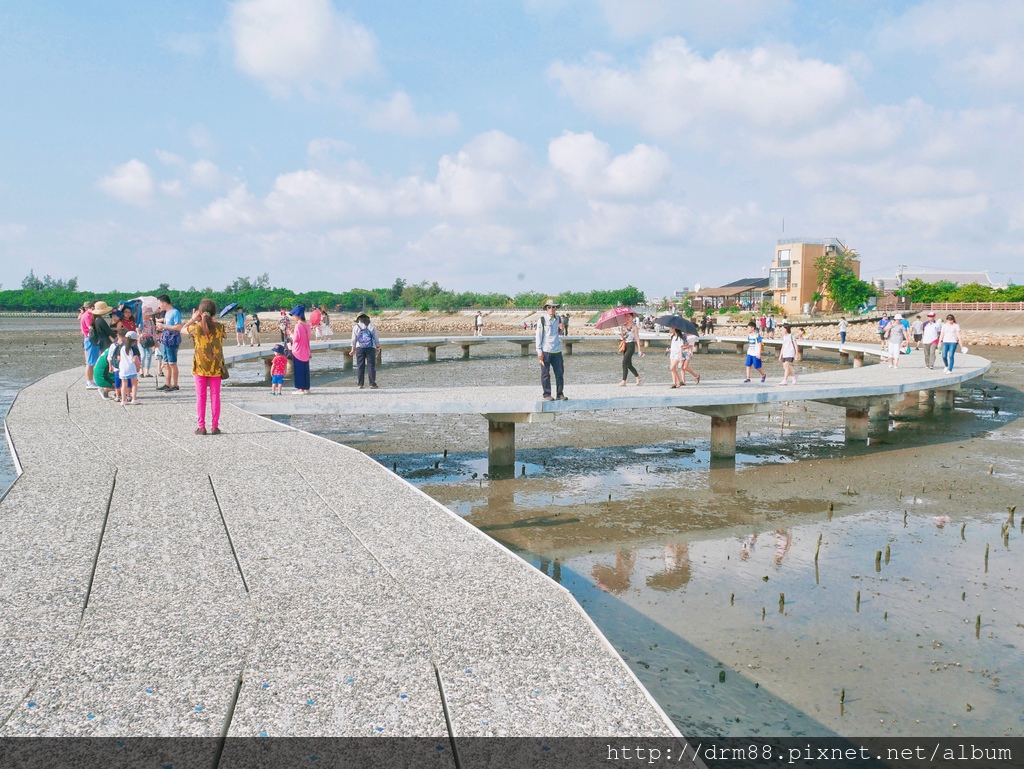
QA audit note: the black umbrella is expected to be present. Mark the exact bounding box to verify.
[656,315,699,335]
[219,301,239,318]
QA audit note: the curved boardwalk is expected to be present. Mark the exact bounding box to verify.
[227,337,990,469]
[0,364,679,746]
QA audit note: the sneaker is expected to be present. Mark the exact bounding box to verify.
[618,381,627,387]
[556,394,568,401]
[543,395,554,401]
[942,367,949,373]
[169,386,179,391]
[370,384,379,389]
[158,385,170,391]
[129,399,141,405]
[85,382,98,389]
[636,377,643,385]
[211,428,221,435]
[743,378,751,383]
[195,427,207,435]
[761,374,766,383]
[97,389,107,399]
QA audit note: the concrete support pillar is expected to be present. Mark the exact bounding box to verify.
[935,389,956,410]
[461,344,471,360]
[520,343,531,356]
[868,403,890,423]
[735,342,746,354]
[710,415,738,458]
[845,407,869,443]
[487,420,516,471]
[918,389,935,413]
[427,346,437,362]
[852,353,864,368]
[343,352,353,371]
[564,342,573,355]
[699,341,710,354]
[263,358,273,382]
[839,352,849,365]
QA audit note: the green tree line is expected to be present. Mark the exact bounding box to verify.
[0,274,647,313]
[900,279,1024,303]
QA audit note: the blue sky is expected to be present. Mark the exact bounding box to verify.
[2,0,1023,296]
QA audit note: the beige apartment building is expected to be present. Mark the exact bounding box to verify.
[769,237,860,316]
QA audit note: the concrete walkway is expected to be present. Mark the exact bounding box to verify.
[0,367,680,741]
[225,339,989,468]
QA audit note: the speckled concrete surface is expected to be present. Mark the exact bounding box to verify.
[0,348,687,738]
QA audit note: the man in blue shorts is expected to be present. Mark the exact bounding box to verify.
[744,321,765,383]
[156,294,183,391]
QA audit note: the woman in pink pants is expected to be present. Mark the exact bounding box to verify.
[183,298,226,435]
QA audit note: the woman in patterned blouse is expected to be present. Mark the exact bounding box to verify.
[183,298,226,435]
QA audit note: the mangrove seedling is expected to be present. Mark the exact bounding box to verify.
[856,590,861,612]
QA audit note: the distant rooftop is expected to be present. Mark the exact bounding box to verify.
[777,237,847,249]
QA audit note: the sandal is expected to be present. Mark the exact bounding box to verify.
[694,375,700,384]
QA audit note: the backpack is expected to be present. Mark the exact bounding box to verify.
[355,323,374,348]
[109,343,122,370]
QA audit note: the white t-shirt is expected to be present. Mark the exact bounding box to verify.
[117,343,140,378]
[670,336,686,360]
[940,322,961,344]
[746,332,763,358]
[921,320,940,344]
[780,333,797,358]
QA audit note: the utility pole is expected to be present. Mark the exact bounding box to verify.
[897,264,907,309]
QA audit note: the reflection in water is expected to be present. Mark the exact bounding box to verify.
[646,543,691,591]
[592,549,636,594]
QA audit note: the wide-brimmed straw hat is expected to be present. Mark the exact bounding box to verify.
[91,301,115,315]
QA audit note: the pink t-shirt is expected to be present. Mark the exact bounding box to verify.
[290,322,311,361]
[80,312,92,337]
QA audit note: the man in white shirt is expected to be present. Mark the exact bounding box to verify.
[920,311,940,369]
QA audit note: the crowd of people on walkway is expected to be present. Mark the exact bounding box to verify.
[78,296,382,434]
[876,311,964,372]
[78,293,972,433]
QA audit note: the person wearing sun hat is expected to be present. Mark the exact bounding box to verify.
[350,312,380,389]
[287,305,311,394]
[85,300,117,388]
[535,298,567,401]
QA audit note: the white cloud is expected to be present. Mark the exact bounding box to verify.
[880,0,1024,88]
[365,91,460,136]
[189,159,229,189]
[752,104,912,158]
[307,137,353,161]
[548,131,671,197]
[155,150,185,166]
[550,39,854,138]
[265,169,390,227]
[884,194,990,237]
[184,183,260,232]
[230,0,377,94]
[0,223,27,241]
[97,159,155,206]
[159,180,186,197]
[593,0,790,40]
